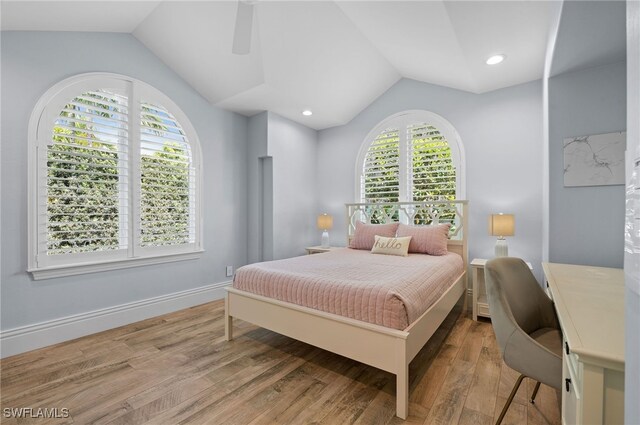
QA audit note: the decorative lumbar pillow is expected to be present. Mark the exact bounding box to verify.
[396,223,451,256]
[349,221,400,250]
[371,235,412,257]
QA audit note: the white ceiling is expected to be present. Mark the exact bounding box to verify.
[1,0,560,129]
[0,1,161,32]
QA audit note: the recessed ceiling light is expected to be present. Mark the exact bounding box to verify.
[302,110,313,116]
[486,54,505,65]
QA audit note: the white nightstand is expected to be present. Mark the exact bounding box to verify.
[305,246,339,255]
[471,258,533,321]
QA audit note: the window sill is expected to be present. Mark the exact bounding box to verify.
[28,250,204,281]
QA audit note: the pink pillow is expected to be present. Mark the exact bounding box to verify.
[396,223,450,255]
[349,221,400,250]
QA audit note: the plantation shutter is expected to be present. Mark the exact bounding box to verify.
[409,123,456,201]
[362,128,400,203]
[31,75,203,277]
[139,102,196,249]
[43,90,129,259]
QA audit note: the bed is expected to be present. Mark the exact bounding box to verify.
[225,200,468,419]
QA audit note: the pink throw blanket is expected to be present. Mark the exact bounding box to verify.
[233,248,464,330]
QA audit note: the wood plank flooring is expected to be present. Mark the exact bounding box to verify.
[0,300,560,425]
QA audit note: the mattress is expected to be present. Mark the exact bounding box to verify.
[232,248,464,330]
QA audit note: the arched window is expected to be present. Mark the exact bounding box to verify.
[356,110,465,221]
[28,73,202,279]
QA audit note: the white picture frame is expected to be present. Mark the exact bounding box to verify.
[563,131,626,187]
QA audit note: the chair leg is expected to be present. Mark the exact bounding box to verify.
[530,381,541,404]
[495,374,526,425]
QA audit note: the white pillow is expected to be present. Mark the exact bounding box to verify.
[370,235,412,257]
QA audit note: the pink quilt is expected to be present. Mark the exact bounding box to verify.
[233,248,464,330]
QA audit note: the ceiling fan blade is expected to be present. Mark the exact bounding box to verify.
[232,0,254,55]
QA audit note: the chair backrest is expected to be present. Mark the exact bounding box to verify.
[484,257,548,352]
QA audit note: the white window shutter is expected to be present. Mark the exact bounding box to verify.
[30,74,203,277]
[355,111,463,230]
[42,90,129,259]
[362,128,400,203]
[138,102,196,249]
[362,124,456,205]
[409,123,456,202]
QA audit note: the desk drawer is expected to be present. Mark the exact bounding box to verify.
[545,280,553,300]
[563,340,582,390]
[562,353,582,425]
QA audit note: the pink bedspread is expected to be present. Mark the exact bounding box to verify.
[233,248,464,330]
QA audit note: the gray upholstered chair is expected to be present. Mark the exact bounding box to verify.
[485,257,562,425]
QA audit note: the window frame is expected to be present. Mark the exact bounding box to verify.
[28,73,203,280]
[355,110,466,203]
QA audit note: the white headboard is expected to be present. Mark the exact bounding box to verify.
[345,200,469,265]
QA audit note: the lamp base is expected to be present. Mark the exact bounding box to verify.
[321,230,330,248]
[495,238,508,257]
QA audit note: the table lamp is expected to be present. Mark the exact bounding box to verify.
[489,213,515,257]
[317,213,333,248]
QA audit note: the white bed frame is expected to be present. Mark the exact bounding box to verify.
[225,200,468,419]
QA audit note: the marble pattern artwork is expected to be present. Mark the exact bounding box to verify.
[563,131,626,187]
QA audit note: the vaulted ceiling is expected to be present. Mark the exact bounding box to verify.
[2,1,560,129]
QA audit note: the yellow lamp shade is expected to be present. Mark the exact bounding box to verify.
[489,213,515,237]
[317,214,333,230]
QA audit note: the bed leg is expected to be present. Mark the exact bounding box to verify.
[396,363,409,419]
[225,294,233,341]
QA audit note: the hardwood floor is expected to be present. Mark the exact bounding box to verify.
[0,300,560,425]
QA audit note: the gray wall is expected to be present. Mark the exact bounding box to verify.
[0,32,249,331]
[548,61,627,268]
[625,0,640,421]
[247,112,269,263]
[268,112,318,259]
[317,78,545,282]
[550,1,626,78]
[246,112,318,262]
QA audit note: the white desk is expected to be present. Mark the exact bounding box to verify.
[543,262,625,425]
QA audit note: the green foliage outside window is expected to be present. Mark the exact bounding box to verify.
[363,129,400,223]
[411,129,456,226]
[47,93,192,255]
[47,93,124,255]
[140,140,191,247]
[362,125,456,226]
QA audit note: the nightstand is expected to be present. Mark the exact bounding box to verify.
[471,258,533,321]
[305,246,339,255]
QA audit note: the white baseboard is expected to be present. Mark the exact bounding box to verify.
[0,281,231,358]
